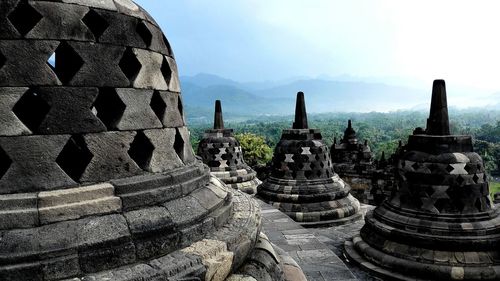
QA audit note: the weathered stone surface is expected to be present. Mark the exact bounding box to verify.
[0,0,21,39]
[37,87,106,134]
[143,128,184,172]
[38,183,122,224]
[131,48,168,90]
[164,194,208,225]
[176,126,196,164]
[61,0,117,11]
[181,239,234,281]
[67,42,129,87]
[0,87,31,136]
[0,40,60,86]
[94,8,146,47]
[155,91,184,128]
[27,2,93,40]
[123,206,173,235]
[113,88,162,130]
[165,56,181,92]
[0,135,76,193]
[80,132,142,182]
[0,192,38,229]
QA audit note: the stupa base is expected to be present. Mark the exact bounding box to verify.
[345,235,500,281]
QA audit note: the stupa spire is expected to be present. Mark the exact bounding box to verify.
[213,100,224,130]
[426,79,450,135]
[292,92,308,129]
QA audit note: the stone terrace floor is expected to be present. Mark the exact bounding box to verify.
[259,200,381,281]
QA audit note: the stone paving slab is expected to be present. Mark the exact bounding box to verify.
[259,200,359,281]
[310,205,383,281]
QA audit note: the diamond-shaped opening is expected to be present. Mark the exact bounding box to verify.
[162,34,173,56]
[128,131,154,170]
[93,88,126,130]
[456,175,465,185]
[174,128,185,162]
[445,164,454,173]
[56,135,93,182]
[316,170,322,177]
[119,47,142,82]
[473,174,480,184]
[0,147,12,180]
[150,90,166,121]
[161,56,172,85]
[13,89,50,132]
[49,42,84,84]
[8,2,42,36]
[82,9,109,40]
[178,95,184,118]
[136,21,153,47]
[0,51,6,70]
[464,164,472,174]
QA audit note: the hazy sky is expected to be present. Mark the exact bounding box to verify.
[136,0,500,93]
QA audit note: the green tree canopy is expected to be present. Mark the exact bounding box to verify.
[235,133,273,167]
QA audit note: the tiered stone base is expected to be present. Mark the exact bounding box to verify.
[345,204,500,281]
[258,174,362,227]
[0,163,264,281]
[212,167,261,195]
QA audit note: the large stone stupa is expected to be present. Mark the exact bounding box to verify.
[258,92,362,227]
[0,1,297,280]
[345,80,500,280]
[197,100,261,195]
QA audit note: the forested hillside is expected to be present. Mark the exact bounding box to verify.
[189,110,500,177]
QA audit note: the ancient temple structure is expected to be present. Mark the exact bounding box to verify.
[345,80,500,280]
[197,100,261,194]
[331,120,376,203]
[258,92,362,227]
[0,1,304,280]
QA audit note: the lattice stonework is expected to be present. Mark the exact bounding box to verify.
[0,0,190,192]
[0,1,269,280]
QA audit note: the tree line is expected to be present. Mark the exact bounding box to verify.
[189,110,500,177]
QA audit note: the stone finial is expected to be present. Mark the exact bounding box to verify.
[426,79,450,135]
[399,140,403,147]
[214,100,224,130]
[343,119,357,141]
[292,92,308,129]
[380,151,386,162]
[364,140,368,146]
[333,137,337,145]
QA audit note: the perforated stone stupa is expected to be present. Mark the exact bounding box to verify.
[0,1,295,280]
[331,120,376,203]
[345,80,500,280]
[197,100,261,195]
[258,92,362,227]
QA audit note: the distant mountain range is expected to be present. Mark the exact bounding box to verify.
[180,73,500,120]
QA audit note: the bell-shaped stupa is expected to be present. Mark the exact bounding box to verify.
[331,120,376,203]
[345,80,500,280]
[0,1,295,280]
[258,92,362,227]
[197,100,261,194]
